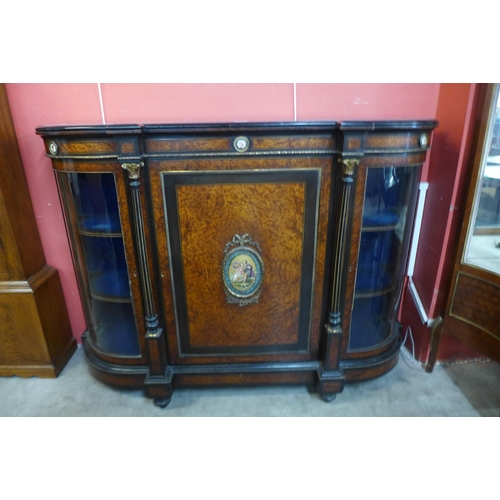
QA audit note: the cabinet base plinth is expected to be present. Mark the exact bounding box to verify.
[83,335,403,407]
[143,372,173,404]
[341,338,401,383]
[316,366,345,402]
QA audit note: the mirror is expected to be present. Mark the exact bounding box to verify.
[464,84,500,275]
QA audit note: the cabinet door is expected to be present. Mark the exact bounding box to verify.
[343,160,421,355]
[57,170,143,358]
[149,156,333,365]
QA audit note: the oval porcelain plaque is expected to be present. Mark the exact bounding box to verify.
[222,234,264,306]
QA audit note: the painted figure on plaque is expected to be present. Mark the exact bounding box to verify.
[229,256,257,292]
[232,259,255,285]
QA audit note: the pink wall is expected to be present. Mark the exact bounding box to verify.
[5,83,440,341]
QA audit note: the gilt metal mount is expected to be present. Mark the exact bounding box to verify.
[339,158,359,177]
[121,161,144,180]
[222,234,264,307]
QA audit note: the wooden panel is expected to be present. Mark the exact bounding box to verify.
[119,140,137,155]
[173,370,315,387]
[0,288,51,366]
[0,266,76,377]
[150,155,332,365]
[51,139,118,155]
[146,134,334,154]
[342,351,399,382]
[0,85,46,279]
[250,135,334,151]
[84,337,148,388]
[164,170,318,356]
[450,272,500,341]
[441,316,500,364]
[177,180,305,349]
[345,136,363,151]
[361,152,428,168]
[0,190,22,280]
[52,160,118,173]
[30,266,76,368]
[146,137,232,153]
[364,132,422,151]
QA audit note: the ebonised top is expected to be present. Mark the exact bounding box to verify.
[36,120,438,136]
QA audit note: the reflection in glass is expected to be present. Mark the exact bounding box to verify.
[349,166,418,350]
[64,173,140,356]
[465,85,500,276]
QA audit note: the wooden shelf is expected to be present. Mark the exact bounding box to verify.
[89,271,132,303]
[362,224,398,233]
[78,215,122,237]
[354,284,394,299]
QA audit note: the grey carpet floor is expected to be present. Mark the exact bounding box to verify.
[1,346,499,416]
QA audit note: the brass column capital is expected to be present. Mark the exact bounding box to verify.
[339,157,359,177]
[121,161,144,180]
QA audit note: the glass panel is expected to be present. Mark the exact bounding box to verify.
[464,84,500,275]
[65,172,140,356]
[349,165,418,350]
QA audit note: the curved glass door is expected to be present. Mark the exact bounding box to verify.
[61,172,140,356]
[464,84,500,274]
[349,165,419,350]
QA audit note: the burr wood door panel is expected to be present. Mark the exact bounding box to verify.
[149,157,333,365]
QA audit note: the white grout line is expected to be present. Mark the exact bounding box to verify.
[293,83,297,121]
[97,83,106,124]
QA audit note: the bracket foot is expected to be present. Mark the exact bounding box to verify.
[320,393,337,403]
[154,397,171,408]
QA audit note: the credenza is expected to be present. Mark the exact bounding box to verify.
[36,121,436,406]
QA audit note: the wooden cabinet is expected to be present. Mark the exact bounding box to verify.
[36,121,436,406]
[0,84,76,377]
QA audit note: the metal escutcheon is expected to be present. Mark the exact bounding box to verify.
[234,136,250,152]
[48,141,59,155]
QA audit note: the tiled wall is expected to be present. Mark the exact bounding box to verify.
[6,83,440,340]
